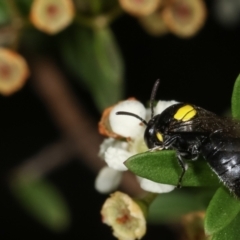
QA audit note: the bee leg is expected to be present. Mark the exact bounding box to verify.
[176,154,187,188]
[149,146,164,152]
[188,144,200,160]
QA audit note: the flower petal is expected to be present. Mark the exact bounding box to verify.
[129,132,148,154]
[109,99,146,139]
[95,166,122,194]
[137,177,175,193]
[98,104,123,139]
[105,144,131,171]
[99,138,116,159]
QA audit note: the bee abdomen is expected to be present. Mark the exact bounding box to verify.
[201,136,240,197]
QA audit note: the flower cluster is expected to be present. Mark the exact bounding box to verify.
[97,98,178,240]
[28,0,206,38]
[119,0,207,38]
[96,98,178,194]
[0,48,29,95]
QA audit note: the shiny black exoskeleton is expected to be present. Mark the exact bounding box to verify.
[117,80,240,197]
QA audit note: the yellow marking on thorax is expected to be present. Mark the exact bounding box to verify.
[156,132,163,142]
[174,105,197,121]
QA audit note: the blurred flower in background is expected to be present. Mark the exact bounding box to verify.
[179,211,207,240]
[160,0,207,38]
[213,0,240,28]
[30,0,75,34]
[119,0,207,37]
[119,0,161,17]
[0,47,29,95]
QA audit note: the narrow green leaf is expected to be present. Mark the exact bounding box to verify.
[231,74,240,119]
[125,150,219,186]
[11,176,70,232]
[0,1,11,25]
[59,25,124,111]
[204,186,240,235]
[211,212,240,240]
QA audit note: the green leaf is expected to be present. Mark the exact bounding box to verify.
[125,150,220,186]
[231,74,240,120]
[10,176,70,232]
[59,25,124,111]
[0,1,11,25]
[211,212,240,240]
[204,186,240,235]
[148,188,214,223]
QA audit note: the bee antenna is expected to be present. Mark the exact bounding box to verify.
[150,79,160,118]
[116,111,148,126]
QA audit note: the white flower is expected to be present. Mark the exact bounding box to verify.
[109,99,146,139]
[101,191,146,240]
[105,144,132,171]
[137,177,175,193]
[99,138,132,171]
[99,138,116,159]
[95,166,122,194]
[96,99,178,194]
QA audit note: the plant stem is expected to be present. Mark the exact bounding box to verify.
[5,0,24,49]
[75,5,123,29]
[142,192,158,206]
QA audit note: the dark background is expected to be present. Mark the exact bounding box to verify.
[1,1,240,239]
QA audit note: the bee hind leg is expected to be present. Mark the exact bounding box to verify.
[176,154,187,188]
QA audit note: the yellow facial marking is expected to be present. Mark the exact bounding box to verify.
[156,132,163,142]
[174,105,197,121]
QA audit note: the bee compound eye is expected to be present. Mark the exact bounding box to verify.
[144,127,155,149]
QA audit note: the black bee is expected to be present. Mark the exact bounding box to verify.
[116,80,240,197]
